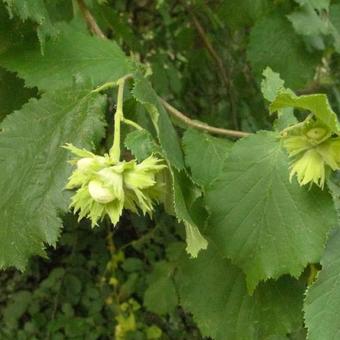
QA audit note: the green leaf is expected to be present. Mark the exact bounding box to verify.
[172,170,208,258]
[124,129,161,162]
[144,261,178,315]
[3,0,59,48]
[175,243,304,340]
[261,67,287,103]
[132,73,207,257]
[132,72,184,170]
[288,3,329,37]
[0,24,132,91]
[270,90,340,132]
[304,229,340,340]
[182,128,233,188]
[0,84,106,269]
[183,222,208,259]
[261,67,297,129]
[205,131,337,292]
[247,14,319,89]
[287,0,340,52]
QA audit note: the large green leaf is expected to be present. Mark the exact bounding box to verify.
[0,24,132,91]
[0,84,106,269]
[270,90,340,132]
[176,243,304,340]
[205,131,337,292]
[304,229,340,340]
[182,128,233,188]
[247,14,319,89]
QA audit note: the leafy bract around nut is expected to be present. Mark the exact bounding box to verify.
[268,88,340,189]
[64,144,166,226]
[282,119,340,188]
[285,118,340,188]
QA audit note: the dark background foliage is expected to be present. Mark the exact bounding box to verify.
[2,0,340,339]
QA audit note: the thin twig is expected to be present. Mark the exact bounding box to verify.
[77,0,106,39]
[160,98,251,138]
[119,224,160,251]
[183,2,239,129]
[191,14,229,86]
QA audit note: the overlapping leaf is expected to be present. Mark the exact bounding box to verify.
[132,74,207,257]
[261,67,297,130]
[0,84,106,269]
[176,243,304,340]
[171,169,208,257]
[3,0,58,47]
[247,14,319,88]
[0,24,132,91]
[288,2,329,37]
[182,128,233,188]
[205,131,336,292]
[0,3,37,56]
[304,229,340,340]
[124,129,161,162]
[261,67,286,102]
[132,73,184,170]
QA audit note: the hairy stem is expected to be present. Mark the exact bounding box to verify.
[160,98,251,138]
[110,76,129,162]
[122,118,143,130]
[92,81,115,93]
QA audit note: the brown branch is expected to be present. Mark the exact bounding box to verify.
[77,1,250,139]
[160,98,251,138]
[191,15,228,86]
[77,0,106,39]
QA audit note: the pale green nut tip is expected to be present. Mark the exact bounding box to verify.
[65,144,167,227]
